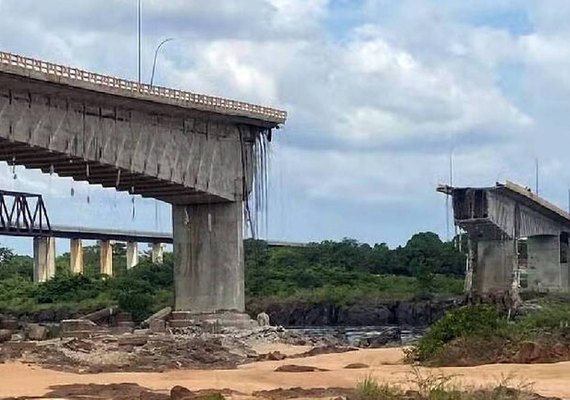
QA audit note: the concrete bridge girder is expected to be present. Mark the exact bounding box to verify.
[1,51,287,319]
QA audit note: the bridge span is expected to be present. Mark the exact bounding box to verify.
[439,180,570,297]
[0,50,287,324]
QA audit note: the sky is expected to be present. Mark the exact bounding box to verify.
[1,0,570,253]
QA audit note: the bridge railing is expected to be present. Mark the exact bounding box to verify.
[0,51,286,123]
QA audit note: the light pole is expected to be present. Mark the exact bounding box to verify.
[150,38,175,86]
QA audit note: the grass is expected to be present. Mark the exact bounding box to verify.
[353,374,537,400]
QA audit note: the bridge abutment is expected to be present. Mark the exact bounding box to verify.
[33,236,56,283]
[172,201,245,315]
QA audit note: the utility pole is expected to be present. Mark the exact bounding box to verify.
[137,0,142,85]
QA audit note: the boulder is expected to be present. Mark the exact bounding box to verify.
[26,324,49,341]
[170,385,194,400]
[275,364,329,372]
[357,327,401,348]
[344,363,369,369]
[61,319,97,332]
[0,329,12,343]
[256,312,270,327]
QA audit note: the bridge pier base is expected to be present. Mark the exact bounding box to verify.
[126,241,139,270]
[70,239,83,274]
[527,235,567,291]
[100,240,113,276]
[33,236,56,283]
[151,243,164,264]
[474,239,515,294]
[173,201,249,325]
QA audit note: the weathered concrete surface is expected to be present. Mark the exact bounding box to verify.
[527,235,563,291]
[70,238,83,274]
[474,239,515,293]
[151,243,164,264]
[100,240,113,276]
[173,202,244,313]
[33,236,56,283]
[126,241,139,269]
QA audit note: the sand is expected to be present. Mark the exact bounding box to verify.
[1,345,569,399]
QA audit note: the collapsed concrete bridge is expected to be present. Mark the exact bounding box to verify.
[438,181,570,296]
[0,51,287,323]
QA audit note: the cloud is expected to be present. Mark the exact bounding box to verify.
[1,0,570,246]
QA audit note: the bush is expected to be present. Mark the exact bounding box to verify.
[407,305,504,362]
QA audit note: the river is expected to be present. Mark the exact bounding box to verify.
[288,325,424,345]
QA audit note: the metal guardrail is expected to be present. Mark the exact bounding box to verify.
[0,51,287,124]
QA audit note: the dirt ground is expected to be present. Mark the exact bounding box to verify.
[1,345,570,399]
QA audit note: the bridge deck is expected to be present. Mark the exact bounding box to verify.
[0,51,286,126]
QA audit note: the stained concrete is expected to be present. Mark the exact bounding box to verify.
[126,241,139,270]
[173,202,244,313]
[151,243,164,264]
[474,239,515,293]
[70,239,83,274]
[100,240,113,277]
[527,235,562,291]
[33,237,56,283]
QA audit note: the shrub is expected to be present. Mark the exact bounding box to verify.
[406,305,504,362]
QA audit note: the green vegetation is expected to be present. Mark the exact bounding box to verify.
[406,297,570,365]
[0,231,465,321]
[353,374,535,400]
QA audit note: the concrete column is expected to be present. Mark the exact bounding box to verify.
[173,201,244,313]
[151,242,164,264]
[100,240,113,276]
[33,236,56,283]
[70,239,83,274]
[527,235,562,291]
[474,239,515,293]
[126,241,139,269]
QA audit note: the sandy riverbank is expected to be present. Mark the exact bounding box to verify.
[1,345,569,399]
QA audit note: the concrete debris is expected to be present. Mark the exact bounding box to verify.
[26,323,49,341]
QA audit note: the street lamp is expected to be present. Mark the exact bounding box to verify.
[150,38,175,86]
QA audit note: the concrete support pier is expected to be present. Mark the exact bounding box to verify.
[70,239,83,274]
[151,243,164,264]
[173,202,245,314]
[126,241,139,270]
[100,240,113,276]
[33,236,56,283]
[474,239,515,293]
[527,235,564,291]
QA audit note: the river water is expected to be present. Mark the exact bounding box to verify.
[288,326,424,345]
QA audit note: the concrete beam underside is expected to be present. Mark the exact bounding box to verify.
[0,75,258,204]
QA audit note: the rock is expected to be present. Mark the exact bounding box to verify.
[0,329,12,343]
[344,363,369,369]
[258,351,287,361]
[118,335,148,347]
[257,312,270,327]
[133,329,151,335]
[170,385,194,400]
[64,338,94,353]
[150,319,167,333]
[26,324,49,341]
[357,327,401,348]
[10,333,25,341]
[61,319,97,332]
[274,364,329,372]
